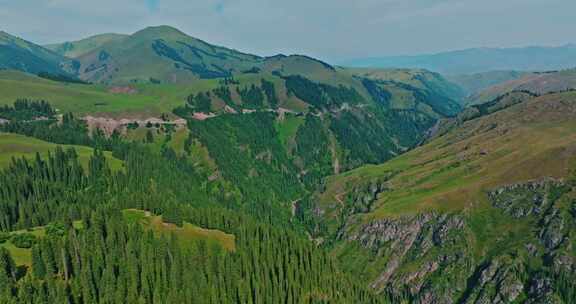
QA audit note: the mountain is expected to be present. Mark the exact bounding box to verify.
[72,25,263,84]
[468,68,576,104]
[177,64,463,199]
[447,70,529,96]
[44,33,128,58]
[342,44,576,75]
[0,26,464,193]
[311,90,576,302]
[0,25,575,303]
[345,68,466,107]
[0,31,72,76]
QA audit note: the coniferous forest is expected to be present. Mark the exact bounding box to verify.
[0,100,393,304]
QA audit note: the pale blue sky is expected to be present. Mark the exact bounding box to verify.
[0,0,574,61]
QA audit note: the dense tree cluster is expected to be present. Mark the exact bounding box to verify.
[187,112,303,206]
[0,110,387,303]
[212,86,236,110]
[185,92,212,113]
[0,99,55,121]
[375,80,460,117]
[260,79,278,108]
[361,79,392,108]
[1,205,386,303]
[237,84,264,109]
[329,109,434,169]
[1,112,121,150]
[284,75,364,110]
[294,115,333,188]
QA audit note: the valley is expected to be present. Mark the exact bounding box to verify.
[312,90,576,301]
[0,23,575,304]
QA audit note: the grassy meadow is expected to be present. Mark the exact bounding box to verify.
[0,132,123,170]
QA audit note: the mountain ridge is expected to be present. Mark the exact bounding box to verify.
[0,31,73,76]
[467,68,576,104]
[312,90,576,302]
[342,44,576,75]
[44,33,128,58]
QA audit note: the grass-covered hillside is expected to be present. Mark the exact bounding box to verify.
[0,31,72,76]
[468,68,576,105]
[45,33,128,58]
[447,70,529,96]
[0,70,196,117]
[0,132,122,170]
[345,68,465,104]
[72,25,263,84]
[122,209,236,251]
[313,91,576,302]
[0,53,464,203]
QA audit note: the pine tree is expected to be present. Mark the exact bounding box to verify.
[32,245,46,278]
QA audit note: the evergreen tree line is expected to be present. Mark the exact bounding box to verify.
[0,112,121,150]
[186,112,304,206]
[283,76,364,110]
[0,99,433,303]
[0,99,56,121]
[0,204,389,303]
[236,84,265,109]
[0,135,389,303]
[175,79,280,118]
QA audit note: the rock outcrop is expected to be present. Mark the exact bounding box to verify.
[326,178,576,303]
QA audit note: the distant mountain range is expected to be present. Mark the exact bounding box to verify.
[466,68,576,104]
[341,44,576,75]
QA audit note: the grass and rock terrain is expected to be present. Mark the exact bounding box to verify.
[312,91,576,302]
[0,25,575,303]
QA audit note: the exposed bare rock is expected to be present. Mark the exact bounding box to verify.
[108,86,138,94]
[525,276,558,304]
[329,179,575,303]
[539,211,566,250]
[488,178,564,218]
[463,259,525,304]
[345,212,467,295]
[83,115,187,135]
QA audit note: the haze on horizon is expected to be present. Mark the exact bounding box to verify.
[0,0,574,62]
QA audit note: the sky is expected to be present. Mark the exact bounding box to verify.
[0,0,575,62]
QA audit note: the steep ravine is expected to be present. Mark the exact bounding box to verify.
[320,178,576,303]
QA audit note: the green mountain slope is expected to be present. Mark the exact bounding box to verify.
[447,70,529,96]
[172,65,462,199]
[0,118,385,303]
[0,70,174,115]
[74,25,263,84]
[312,91,576,302]
[0,31,72,76]
[44,33,128,58]
[0,56,462,201]
[3,25,575,304]
[0,26,464,215]
[468,69,576,104]
[345,68,464,114]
